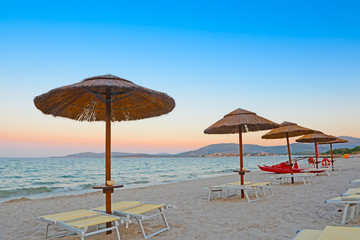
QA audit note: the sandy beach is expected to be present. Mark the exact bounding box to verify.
[1,157,359,240]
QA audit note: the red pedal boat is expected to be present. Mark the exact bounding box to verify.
[257,161,305,174]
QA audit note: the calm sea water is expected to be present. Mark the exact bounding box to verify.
[0,156,292,202]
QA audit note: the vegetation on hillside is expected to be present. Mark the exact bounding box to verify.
[324,146,360,155]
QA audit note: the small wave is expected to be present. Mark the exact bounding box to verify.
[130,180,150,185]
[33,181,58,185]
[0,187,52,198]
[60,175,75,178]
[0,184,94,198]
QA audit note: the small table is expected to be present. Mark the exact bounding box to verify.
[93,185,123,194]
[233,170,250,176]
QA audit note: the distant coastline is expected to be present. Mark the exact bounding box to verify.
[52,136,360,158]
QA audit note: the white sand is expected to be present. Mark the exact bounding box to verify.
[1,157,359,240]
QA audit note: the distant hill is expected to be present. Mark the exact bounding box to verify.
[54,136,360,158]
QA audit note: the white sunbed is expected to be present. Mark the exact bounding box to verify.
[224,181,274,202]
[38,209,122,240]
[341,188,360,196]
[276,173,316,185]
[301,168,331,176]
[350,179,360,185]
[292,229,322,240]
[205,181,274,203]
[325,195,360,224]
[292,226,360,240]
[93,201,171,239]
[204,181,253,201]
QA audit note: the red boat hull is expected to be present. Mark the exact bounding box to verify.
[257,164,305,174]
[258,161,326,174]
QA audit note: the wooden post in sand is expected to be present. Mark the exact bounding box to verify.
[286,133,294,184]
[238,127,245,198]
[105,88,112,233]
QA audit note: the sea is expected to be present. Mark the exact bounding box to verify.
[0,156,294,203]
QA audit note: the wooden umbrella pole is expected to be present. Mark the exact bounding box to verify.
[286,133,294,184]
[330,143,334,171]
[105,88,112,233]
[238,127,244,199]
[315,142,319,169]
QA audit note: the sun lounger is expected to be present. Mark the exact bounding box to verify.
[276,173,315,185]
[292,226,360,240]
[301,168,331,176]
[248,182,274,199]
[341,188,360,196]
[223,183,260,203]
[205,181,273,203]
[350,179,360,186]
[38,209,122,240]
[325,195,360,224]
[93,201,171,239]
[292,229,322,240]
[204,181,253,201]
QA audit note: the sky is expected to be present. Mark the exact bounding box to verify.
[0,1,359,157]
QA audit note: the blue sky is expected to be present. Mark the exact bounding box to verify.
[0,1,359,157]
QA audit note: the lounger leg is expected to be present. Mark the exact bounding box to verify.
[342,204,350,224]
[263,186,274,199]
[45,224,50,239]
[350,205,356,222]
[208,190,213,201]
[115,221,121,240]
[160,208,170,231]
[303,177,307,185]
[245,188,259,203]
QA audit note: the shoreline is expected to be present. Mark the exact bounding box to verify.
[1,157,360,239]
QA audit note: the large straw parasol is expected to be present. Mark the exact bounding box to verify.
[34,74,175,229]
[204,108,279,198]
[262,121,315,183]
[318,136,348,171]
[295,132,336,169]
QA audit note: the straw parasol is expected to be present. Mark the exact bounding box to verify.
[262,121,315,183]
[34,74,175,228]
[204,108,279,198]
[295,132,336,169]
[318,136,348,171]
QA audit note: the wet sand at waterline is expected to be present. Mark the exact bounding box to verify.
[1,157,359,240]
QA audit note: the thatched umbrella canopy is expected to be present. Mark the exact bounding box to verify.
[296,132,336,169]
[318,136,348,171]
[34,74,175,222]
[204,108,279,198]
[262,121,315,182]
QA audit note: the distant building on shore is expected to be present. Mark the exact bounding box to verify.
[199,152,279,157]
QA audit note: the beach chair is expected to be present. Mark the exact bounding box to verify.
[277,173,315,185]
[204,181,253,201]
[350,179,360,186]
[93,201,171,239]
[292,226,360,240]
[325,195,360,224]
[38,209,122,240]
[292,229,322,240]
[341,188,360,196]
[223,181,274,202]
[223,183,260,203]
[301,168,331,176]
[247,182,274,199]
